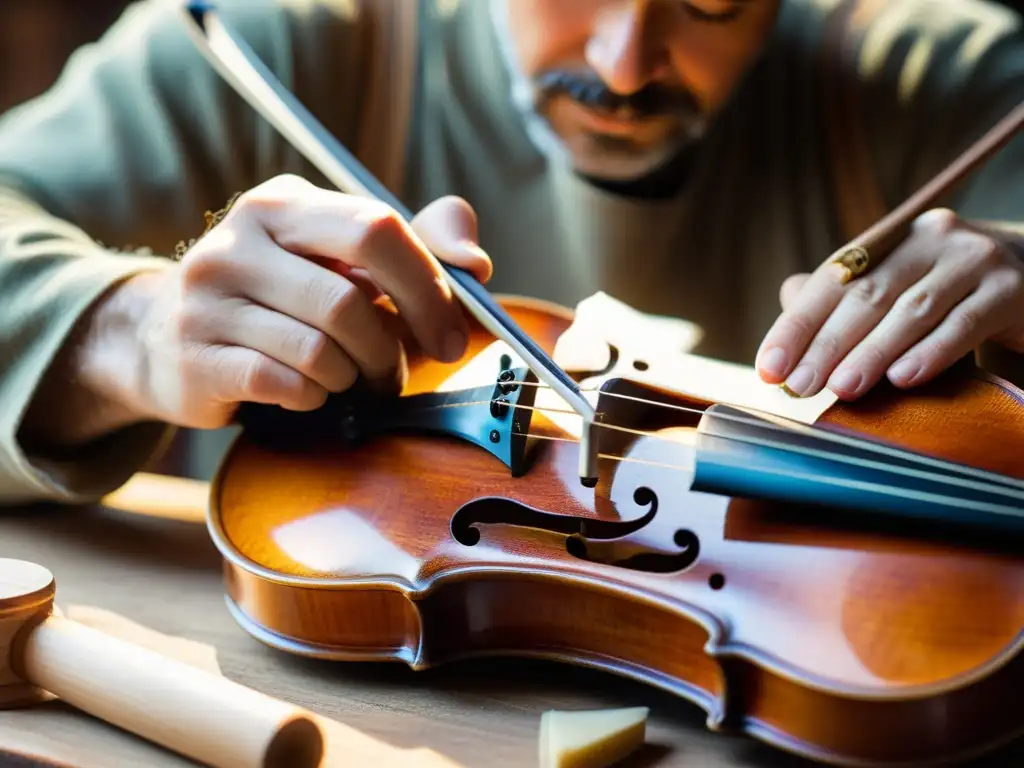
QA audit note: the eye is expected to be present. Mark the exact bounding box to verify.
[681,1,744,23]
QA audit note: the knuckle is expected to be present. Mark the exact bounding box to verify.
[179,228,250,287]
[268,173,311,190]
[175,298,209,339]
[847,276,890,308]
[307,387,330,410]
[998,267,1024,297]
[319,280,363,328]
[293,330,333,374]
[808,331,842,363]
[854,341,891,375]
[979,269,1020,317]
[239,355,277,398]
[291,380,329,411]
[177,254,208,289]
[437,194,478,227]
[895,287,936,321]
[332,361,360,393]
[779,273,808,306]
[915,207,959,237]
[970,235,1004,269]
[179,247,230,288]
[954,305,982,338]
[776,311,817,344]
[356,203,406,255]
[236,174,310,216]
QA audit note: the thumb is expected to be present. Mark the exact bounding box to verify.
[779,272,811,311]
[410,195,493,283]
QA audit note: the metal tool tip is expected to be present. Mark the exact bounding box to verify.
[184,0,214,26]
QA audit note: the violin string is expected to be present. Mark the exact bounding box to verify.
[511,429,1024,517]
[517,431,1024,522]
[509,432,695,472]
[412,398,701,447]
[503,378,1024,498]
[412,381,1024,505]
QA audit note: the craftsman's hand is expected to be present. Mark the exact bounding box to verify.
[128,175,491,429]
[754,208,1024,399]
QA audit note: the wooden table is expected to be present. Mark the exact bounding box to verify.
[0,498,1021,767]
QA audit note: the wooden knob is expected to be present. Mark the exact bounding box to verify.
[0,558,57,708]
[0,559,323,768]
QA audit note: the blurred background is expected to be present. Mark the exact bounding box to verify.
[4,0,1024,115]
[0,1,125,114]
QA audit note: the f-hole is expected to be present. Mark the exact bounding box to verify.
[565,528,699,574]
[451,488,700,575]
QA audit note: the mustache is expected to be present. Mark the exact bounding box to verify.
[533,70,702,120]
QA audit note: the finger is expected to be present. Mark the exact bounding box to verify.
[194,344,328,412]
[304,259,385,301]
[779,273,810,312]
[202,299,361,394]
[410,195,493,283]
[755,261,849,384]
[883,275,1013,390]
[225,243,404,383]
[778,255,933,397]
[828,228,1013,398]
[824,266,977,399]
[239,177,471,362]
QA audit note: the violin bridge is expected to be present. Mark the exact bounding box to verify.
[578,420,600,488]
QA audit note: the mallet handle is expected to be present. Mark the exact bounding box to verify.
[16,614,323,768]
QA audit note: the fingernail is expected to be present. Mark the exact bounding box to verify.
[442,329,467,362]
[888,358,920,386]
[829,367,863,397]
[784,365,815,397]
[759,347,788,380]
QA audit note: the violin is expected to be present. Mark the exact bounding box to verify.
[177,4,1024,765]
[205,289,1023,767]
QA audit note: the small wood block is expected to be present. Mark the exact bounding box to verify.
[0,559,56,708]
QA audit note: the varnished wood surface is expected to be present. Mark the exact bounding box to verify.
[0,501,1017,767]
[207,296,1024,766]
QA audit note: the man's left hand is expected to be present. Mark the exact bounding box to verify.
[755,208,1024,399]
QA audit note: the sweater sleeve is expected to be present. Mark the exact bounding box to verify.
[0,0,374,504]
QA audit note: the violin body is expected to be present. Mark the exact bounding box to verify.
[208,294,1024,767]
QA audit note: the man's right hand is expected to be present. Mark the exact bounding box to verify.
[111,175,493,431]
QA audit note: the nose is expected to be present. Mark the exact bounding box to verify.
[584,0,672,95]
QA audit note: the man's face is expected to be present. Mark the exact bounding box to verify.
[498,0,781,181]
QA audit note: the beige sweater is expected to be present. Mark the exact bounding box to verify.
[0,0,1022,503]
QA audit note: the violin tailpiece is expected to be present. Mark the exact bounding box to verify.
[235,357,541,476]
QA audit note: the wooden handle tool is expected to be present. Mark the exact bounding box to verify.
[0,558,323,768]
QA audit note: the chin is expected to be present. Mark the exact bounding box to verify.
[568,143,680,182]
[562,132,687,182]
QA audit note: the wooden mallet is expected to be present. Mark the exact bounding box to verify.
[0,557,323,768]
